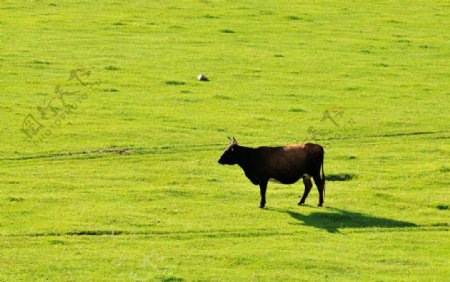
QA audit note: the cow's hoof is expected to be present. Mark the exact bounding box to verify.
[298,202,305,206]
[259,204,265,208]
[317,203,323,207]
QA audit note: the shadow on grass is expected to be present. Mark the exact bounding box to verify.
[268,207,416,233]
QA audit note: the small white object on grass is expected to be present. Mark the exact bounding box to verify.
[197,74,209,81]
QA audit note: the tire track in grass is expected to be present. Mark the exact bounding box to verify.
[1,229,294,239]
[1,224,447,238]
[0,130,448,161]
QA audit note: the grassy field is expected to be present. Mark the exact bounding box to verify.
[1,1,449,281]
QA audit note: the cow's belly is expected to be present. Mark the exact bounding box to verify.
[269,169,311,184]
[269,175,302,185]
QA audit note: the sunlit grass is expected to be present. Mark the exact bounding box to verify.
[0,1,449,281]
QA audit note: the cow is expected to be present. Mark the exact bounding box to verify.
[218,137,325,208]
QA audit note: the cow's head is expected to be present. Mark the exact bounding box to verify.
[218,137,239,165]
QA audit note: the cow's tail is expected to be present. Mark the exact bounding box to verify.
[321,149,326,198]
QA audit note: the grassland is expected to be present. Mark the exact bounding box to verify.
[0,1,449,281]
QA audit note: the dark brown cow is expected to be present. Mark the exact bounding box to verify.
[218,137,325,208]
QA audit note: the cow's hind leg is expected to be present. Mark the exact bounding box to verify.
[312,174,324,207]
[298,176,313,205]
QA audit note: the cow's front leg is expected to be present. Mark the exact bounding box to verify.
[259,181,268,208]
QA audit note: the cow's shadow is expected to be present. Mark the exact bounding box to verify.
[268,207,416,233]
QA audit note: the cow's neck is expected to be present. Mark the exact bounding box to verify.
[235,145,258,171]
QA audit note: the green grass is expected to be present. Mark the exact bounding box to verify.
[1,1,449,281]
